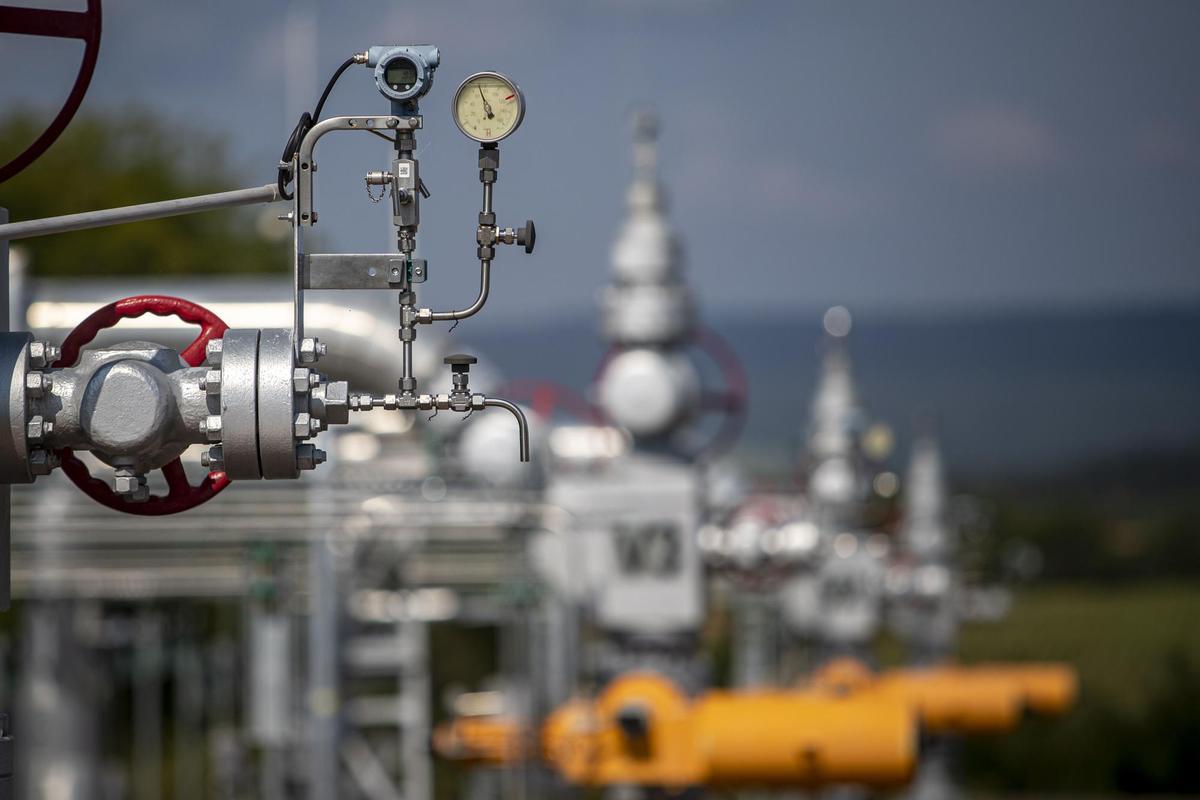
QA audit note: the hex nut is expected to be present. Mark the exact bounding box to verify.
[26,416,46,442]
[29,449,59,476]
[204,369,222,396]
[293,367,312,393]
[296,443,321,470]
[203,415,223,442]
[25,372,50,398]
[114,473,145,495]
[322,381,350,425]
[294,412,313,439]
[299,337,325,364]
[205,338,224,366]
[28,341,60,369]
[201,444,224,470]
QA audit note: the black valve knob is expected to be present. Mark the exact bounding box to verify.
[516,219,536,254]
[443,353,478,372]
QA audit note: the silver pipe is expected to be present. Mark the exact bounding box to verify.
[0,183,282,240]
[483,397,530,462]
[429,260,490,322]
[429,175,495,323]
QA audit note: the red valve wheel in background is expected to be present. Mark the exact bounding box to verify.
[0,0,102,183]
[52,295,231,515]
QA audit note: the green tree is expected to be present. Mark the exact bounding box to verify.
[0,108,286,276]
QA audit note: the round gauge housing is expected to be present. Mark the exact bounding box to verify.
[372,45,440,103]
[453,72,525,143]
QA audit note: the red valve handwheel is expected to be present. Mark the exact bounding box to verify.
[0,0,103,184]
[592,326,749,459]
[52,295,231,515]
[691,326,750,458]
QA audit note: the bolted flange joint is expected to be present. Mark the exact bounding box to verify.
[202,369,222,396]
[299,337,327,364]
[25,372,52,398]
[113,467,150,502]
[200,444,224,472]
[29,449,59,476]
[27,341,61,370]
[205,338,223,366]
[26,416,53,443]
[296,443,327,471]
[201,415,223,442]
[294,412,322,439]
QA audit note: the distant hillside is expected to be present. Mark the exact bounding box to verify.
[460,305,1200,479]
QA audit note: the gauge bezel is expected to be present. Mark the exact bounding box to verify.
[452,71,526,143]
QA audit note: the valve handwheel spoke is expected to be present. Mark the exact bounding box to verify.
[0,0,103,184]
[52,294,232,516]
[690,326,749,458]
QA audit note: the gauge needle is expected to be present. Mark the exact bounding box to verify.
[478,87,495,119]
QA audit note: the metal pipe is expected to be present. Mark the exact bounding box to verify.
[429,175,495,323]
[483,397,530,462]
[429,260,490,322]
[0,183,282,240]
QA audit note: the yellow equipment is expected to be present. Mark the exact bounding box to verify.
[434,662,1076,789]
[432,714,527,766]
[808,658,1077,735]
[541,672,917,790]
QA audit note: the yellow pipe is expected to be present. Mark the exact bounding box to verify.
[808,658,1078,734]
[971,663,1078,715]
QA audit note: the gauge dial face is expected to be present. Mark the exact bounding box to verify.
[453,73,525,143]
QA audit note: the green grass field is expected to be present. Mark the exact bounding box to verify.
[956,583,1200,793]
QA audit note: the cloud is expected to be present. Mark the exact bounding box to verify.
[931,105,1060,174]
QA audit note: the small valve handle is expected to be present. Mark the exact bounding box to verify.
[443,353,478,371]
[444,353,477,396]
[516,219,536,254]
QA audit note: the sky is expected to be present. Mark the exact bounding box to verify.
[2,0,1199,325]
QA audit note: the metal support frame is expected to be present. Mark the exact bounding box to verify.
[308,462,341,800]
[0,184,280,241]
[292,115,421,346]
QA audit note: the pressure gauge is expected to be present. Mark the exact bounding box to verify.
[453,72,525,143]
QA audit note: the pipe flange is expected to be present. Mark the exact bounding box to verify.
[257,329,300,479]
[0,332,35,483]
[216,329,262,479]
